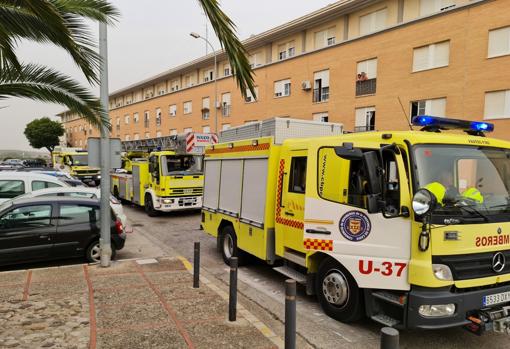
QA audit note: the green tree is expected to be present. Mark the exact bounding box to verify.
[0,0,255,128]
[24,117,65,153]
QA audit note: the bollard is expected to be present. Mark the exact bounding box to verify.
[193,242,200,288]
[229,257,238,322]
[285,279,296,349]
[380,327,399,349]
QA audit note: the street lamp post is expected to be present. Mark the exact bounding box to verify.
[190,32,218,134]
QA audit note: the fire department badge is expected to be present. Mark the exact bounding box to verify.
[339,211,371,242]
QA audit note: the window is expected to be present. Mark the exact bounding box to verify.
[183,101,192,115]
[356,58,378,96]
[313,70,330,102]
[0,180,25,199]
[223,63,231,76]
[134,133,140,140]
[413,41,450,72]
[125,135,131,141]
[144,111,150,128]
[317,147,350,203]
[203,69,214,82]
[116,117,120,131]
[184,127,193,133]
[170,79,180,92]
[314,27,336,49]
[359,8,387,36]
[221,93,231,116]
[203,126,211,133]
[156,108,162,126]
[202,97,210,120]
[249,52,263,68]
[313,112,329,122]
[59,205,98,226]
[124,114,130,124]
[278,41,296,60]
[274,79,291,97]
[133,112,139,124]
[484,90,510,119]
[222,124,231,131]
[31,181,62,191]
[420,0,455,16]
[0,205,52,229]
[245,87,258,103]
[411,98,446,117]
[355,106,376,132]
[488,26,510,58]
[289,157,307,194]
[169,104,177,117]
[170,129,177,136]
[156,131,162,138]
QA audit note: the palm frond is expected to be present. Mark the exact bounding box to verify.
[198,0,255,99]
[0,63,108,128]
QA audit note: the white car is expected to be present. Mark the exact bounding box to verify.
[14,187,128,228]
[0,172,69,204]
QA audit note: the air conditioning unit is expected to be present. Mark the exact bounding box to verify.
[301,81,311,90]
[215,101,221,109]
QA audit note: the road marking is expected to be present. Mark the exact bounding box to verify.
[333,331,353,343]
[177,256,193,271]
[135,258,159,265]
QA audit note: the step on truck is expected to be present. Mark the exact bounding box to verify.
[52,147,101,186]
[201,116,510,334]
[111,133,217,216]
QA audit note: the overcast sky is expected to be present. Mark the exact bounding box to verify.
[1,0,335,150]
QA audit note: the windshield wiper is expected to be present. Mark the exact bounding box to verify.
[454,203,489,222]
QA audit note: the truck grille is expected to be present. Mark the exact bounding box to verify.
[171,188,202,196]
[433,250,510,280]
[75,170,98,175]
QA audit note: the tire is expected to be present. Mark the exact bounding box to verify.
[219,225,248,266]
[113,186,120,199]
[144,194,159,217]
[86,241,117,263]
[316,258,364,323]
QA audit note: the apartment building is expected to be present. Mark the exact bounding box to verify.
[60,0,510,147]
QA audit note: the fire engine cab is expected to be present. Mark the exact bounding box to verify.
[201,117,510,334]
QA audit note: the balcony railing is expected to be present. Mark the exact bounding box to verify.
[354,125,375,132]
[222,105,231,117]
[313,87,330,103]
[356,78,377,96]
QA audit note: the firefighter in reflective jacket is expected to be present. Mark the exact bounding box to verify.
[425,172,484,205]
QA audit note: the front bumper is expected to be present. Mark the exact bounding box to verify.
[154,196,202,212]
[74,174,100,185]
[407,283,510,329]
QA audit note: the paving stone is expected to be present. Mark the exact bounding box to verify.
[170,295,228,322]
[0,271,27,286]
[145,271,193,286]
[90,273,146,290]
[158,282,217,301]
[94,285,156,307]
[138,258,187,272]
[96,326,187,349]
[96,302,170,329]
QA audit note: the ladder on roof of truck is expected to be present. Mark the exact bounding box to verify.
[121,133,218,154]
[218,117,343,144]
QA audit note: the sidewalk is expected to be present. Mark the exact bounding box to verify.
[0,257,283,349]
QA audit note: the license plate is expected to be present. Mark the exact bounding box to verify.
[483,291,510,307]
[184,199,194,204]
[82,176,92,179]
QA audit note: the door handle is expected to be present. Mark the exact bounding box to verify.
[306,229,331,235]
[284,211,294,217]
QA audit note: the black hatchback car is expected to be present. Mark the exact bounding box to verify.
[0,197,126,265]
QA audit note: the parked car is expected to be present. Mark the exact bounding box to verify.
[3,159,24,166]
[17,168,85,187]
[0,172,69,204]
[0,197,126,265]
[15,186,128,228]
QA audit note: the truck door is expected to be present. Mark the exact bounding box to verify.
[304,145,412,291]
[276,149,308,254]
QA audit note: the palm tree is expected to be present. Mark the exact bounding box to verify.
[0,0,255,127]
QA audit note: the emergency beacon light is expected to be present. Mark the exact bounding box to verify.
[411,115,494,135]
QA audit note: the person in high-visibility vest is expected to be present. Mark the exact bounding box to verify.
[424,171,484,205]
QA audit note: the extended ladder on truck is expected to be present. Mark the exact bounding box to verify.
[121,133,218,155]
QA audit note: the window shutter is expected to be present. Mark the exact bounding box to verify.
[374,9,387,31]
[425,98,446,117]
[420,0,435,16]
[484,91,508,119]
[314,30,326,49]
[314,70,330,87]
[366,59,377,78]
[413,46,429,71]
[359,14,372,36]
[327,27,336,39]
[202,97,210,109]
[355,108,368,127]
[433,41,450,68]
[488,27,510,58]
[222,93,231,105]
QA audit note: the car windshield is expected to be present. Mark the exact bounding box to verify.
[70,155,88,166]
[414,145,510,220]
[161,155,202,175]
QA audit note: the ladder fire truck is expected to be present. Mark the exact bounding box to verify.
[201,116,510,334]
[111,133,217,216]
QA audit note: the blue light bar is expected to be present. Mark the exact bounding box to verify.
[411,115,494,134]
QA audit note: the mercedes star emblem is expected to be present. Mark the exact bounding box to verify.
[492,252,506,273]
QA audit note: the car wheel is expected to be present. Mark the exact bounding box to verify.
[86,241,117,263]
[220,225,247,266]
[144,194,159,217]
[316,258,364,323]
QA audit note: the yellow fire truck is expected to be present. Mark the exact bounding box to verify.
[52,147,101,186]
[111,133,217,216]
[201,117,510,334]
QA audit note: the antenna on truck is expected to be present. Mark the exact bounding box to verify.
[398,97,413,130]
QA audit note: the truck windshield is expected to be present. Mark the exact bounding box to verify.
[69,155,88,166]
[413,145,510,221]
[161,155,202,175]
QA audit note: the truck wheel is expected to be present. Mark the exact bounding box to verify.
[220,225,247,266]
[86,240,116,263]
[316,258,364,323]
[113,186,120,199]
[144,194,159,217]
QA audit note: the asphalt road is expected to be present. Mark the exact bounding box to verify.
[123,205,509,349]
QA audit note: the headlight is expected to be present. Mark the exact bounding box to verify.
[412,189,437,216]
[419,304,455,317]
[432,264,453,281]
[162,199,174,204]
[97,175,101,179]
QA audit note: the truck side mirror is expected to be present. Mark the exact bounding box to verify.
[362,151,383,214]
[334,144,363,160]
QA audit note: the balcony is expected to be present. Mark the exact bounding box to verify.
[354,125,375,132]
[313,87,329,103]
[356,78,376,96]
